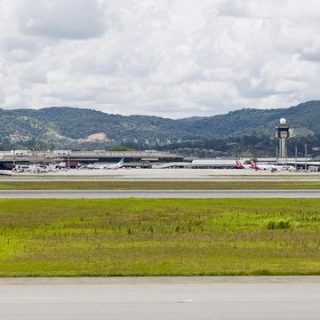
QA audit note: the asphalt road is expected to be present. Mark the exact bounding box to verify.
[0,277,319,320]
[0,189,319,198]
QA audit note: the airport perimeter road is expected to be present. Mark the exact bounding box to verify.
[0,189,319,198]
[0,277,319,320]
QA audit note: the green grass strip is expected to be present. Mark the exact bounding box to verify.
[0,198,320,276]
[1,181,320,190]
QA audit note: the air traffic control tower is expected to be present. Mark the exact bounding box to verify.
[276,118,290,159]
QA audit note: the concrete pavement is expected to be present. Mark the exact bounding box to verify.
[0,277,319,320]
[0,189,319,198]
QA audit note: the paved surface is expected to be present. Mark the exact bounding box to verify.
[2,177,320,182]
[2,168,320,181]
[0,277,319,320]
[0,189,319,198]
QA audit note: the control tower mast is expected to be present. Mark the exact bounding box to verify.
[276,118,290,159]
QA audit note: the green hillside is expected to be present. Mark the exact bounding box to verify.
[178,101,319,137]
[0,101,319,150]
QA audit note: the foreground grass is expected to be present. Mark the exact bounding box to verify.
[0,199,320,276]
[1,181,320,190]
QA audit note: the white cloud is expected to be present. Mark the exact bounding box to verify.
[17,0,106,39]
[219,0,320,19]
[0,0,320,117]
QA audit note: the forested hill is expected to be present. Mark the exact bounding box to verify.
[178,100,320,138]
[0,100,319,149]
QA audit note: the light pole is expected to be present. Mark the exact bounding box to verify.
[305,144,308,171]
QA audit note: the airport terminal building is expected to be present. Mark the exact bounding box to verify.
[0,150,184,170]
[0,149,319,171]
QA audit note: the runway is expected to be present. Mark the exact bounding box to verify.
[0,189,319,198]
[0,277,319,320]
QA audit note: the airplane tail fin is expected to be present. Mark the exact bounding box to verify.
[235,160,244,169]
[249,160,259,170]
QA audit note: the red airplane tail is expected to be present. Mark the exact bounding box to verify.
[235,160,244,169]
[249,160,260,170]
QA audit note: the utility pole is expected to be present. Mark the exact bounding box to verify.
[295,146,298,171]
[304,144,308,171]
[13,148,16,168]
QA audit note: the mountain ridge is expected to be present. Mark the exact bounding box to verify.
[0,100,319,149]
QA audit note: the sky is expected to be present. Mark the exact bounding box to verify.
[0,0,319,118]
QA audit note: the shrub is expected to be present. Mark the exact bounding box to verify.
[266,219,291,230]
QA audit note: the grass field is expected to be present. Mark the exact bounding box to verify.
[1,181,320,190]
[0,198,320,276]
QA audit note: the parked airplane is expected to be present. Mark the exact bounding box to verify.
[248,160,262,171]
[235,160,263,170]
[87,158,125,170]
[249,160,295,172]
[13,164,58,173]
[87,163,107,169]
[105,158,125,170]
[0,170,12,176]
[235,160,252,169]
